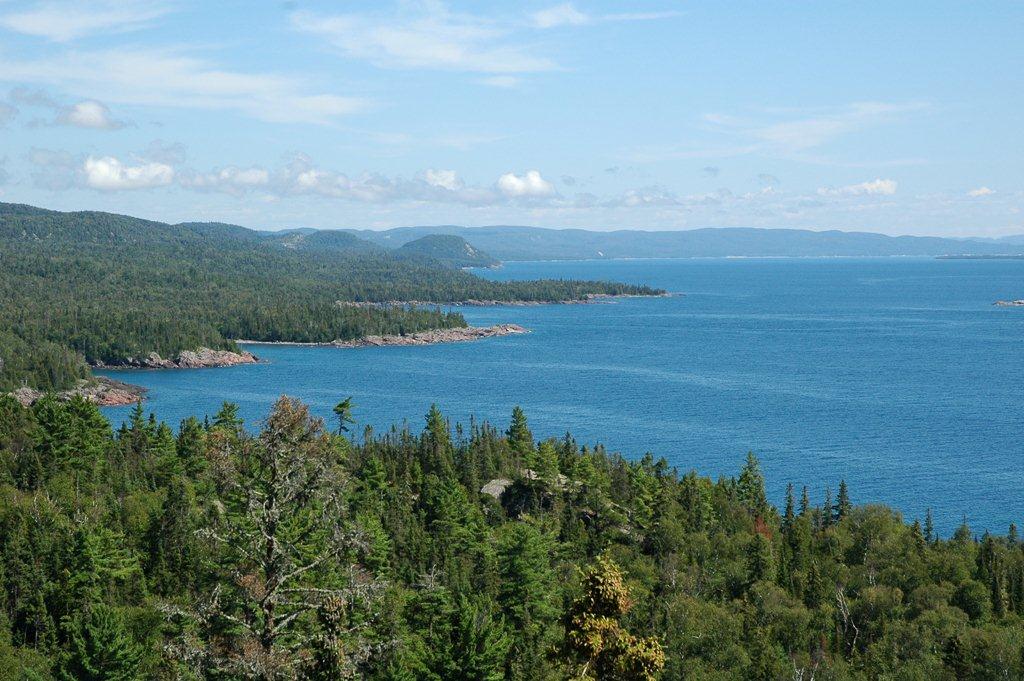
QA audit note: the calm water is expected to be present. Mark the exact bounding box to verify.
[99,258,1024,535]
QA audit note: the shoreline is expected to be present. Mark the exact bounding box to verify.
[237,323,529,348]
[92,347,259,370]
[11,376,147,407]
[337,292,675,308]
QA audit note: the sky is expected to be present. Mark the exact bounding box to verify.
[0,1,1021,236]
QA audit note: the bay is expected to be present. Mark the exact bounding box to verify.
[99,257,1024,535]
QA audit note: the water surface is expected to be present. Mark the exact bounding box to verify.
[100,257,1024,535]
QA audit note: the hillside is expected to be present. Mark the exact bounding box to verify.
[1,396,1021,678]
[348,225,1024,260]
[263,229,384,255]
[395,234,499,268]
[0,202,660,392]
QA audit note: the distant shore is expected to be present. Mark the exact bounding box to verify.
[337,292,675,308]
[237,323,529,348]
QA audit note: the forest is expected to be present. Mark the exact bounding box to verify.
[0,394,1021,680]
[0,202,660,392]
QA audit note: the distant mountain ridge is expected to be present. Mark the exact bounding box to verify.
[343,225,1024,260]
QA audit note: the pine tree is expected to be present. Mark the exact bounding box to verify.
[821,487,833,529]
[506,406,533,463]
[332,397,356,435]
[737,452,768,517]
[835,479,852,522]
[422,404,455,479]
[58,604,143,681]
[144,476,197,596]
[782,483,795,534]
[747,533,777,585]
[925,508,935,543]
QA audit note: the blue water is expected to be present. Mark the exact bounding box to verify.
[99,258,1024,535]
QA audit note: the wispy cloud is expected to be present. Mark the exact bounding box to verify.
[11,89,128,129]
[531,3,682,29]
[706,102,928,154]
[0,48,367,124]
[0,1,171,42]
[290,5,556,74]
[967,186,995,197]
[56,100,126,129]
[632,102,927,164]
[817,178,897,196]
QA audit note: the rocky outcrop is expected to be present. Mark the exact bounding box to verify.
[11,377,146,407]
[94,347,258,369]
[994,300,1024,307]
[333,324,528,348]
[238,324,529,349]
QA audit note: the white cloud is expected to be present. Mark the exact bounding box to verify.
[56,100,125,129]
[179,166,270,195]
[497,170,555,198]
[817,178,897,196]
[967,186,995,197]
[531,3,590,28]
[0,48,366,124]
[422,168,462,190]
[290,7,557,74]
[0,1,171,42]
[83,155,174,190]
[531,3,682,29]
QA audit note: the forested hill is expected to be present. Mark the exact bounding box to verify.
[348,224,1024,260]
[0,202,660,391]
[0,395,1021,678]
[395,234,500,268]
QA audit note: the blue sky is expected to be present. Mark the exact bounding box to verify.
[0,1,1020,235]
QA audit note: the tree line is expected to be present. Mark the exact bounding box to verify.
[0,203,661,391]
[0,395,1020,679]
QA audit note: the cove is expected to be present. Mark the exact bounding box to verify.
[99,257,1024,536]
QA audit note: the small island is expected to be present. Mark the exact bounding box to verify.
[993,299,1024,306]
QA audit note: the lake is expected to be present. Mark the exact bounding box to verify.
[99,257,1024,535]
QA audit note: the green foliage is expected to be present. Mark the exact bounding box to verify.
[0,396,1021,679]
[0,202,661,391]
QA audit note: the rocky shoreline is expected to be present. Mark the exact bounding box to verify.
[92,347,259,369]
[237,323,529,348]
[336,292,674,308]
[8,328,527,407]
[11,376,147,407]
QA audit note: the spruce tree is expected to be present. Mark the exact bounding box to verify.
[737,452,768,517]
[835,480,852,522]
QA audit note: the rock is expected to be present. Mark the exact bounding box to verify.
[8,376,146,407]
[332,324,528,348]
[95,347,258,369]
[994,300,1024,307]
[481,479,513,499]
[238,324,529,349]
